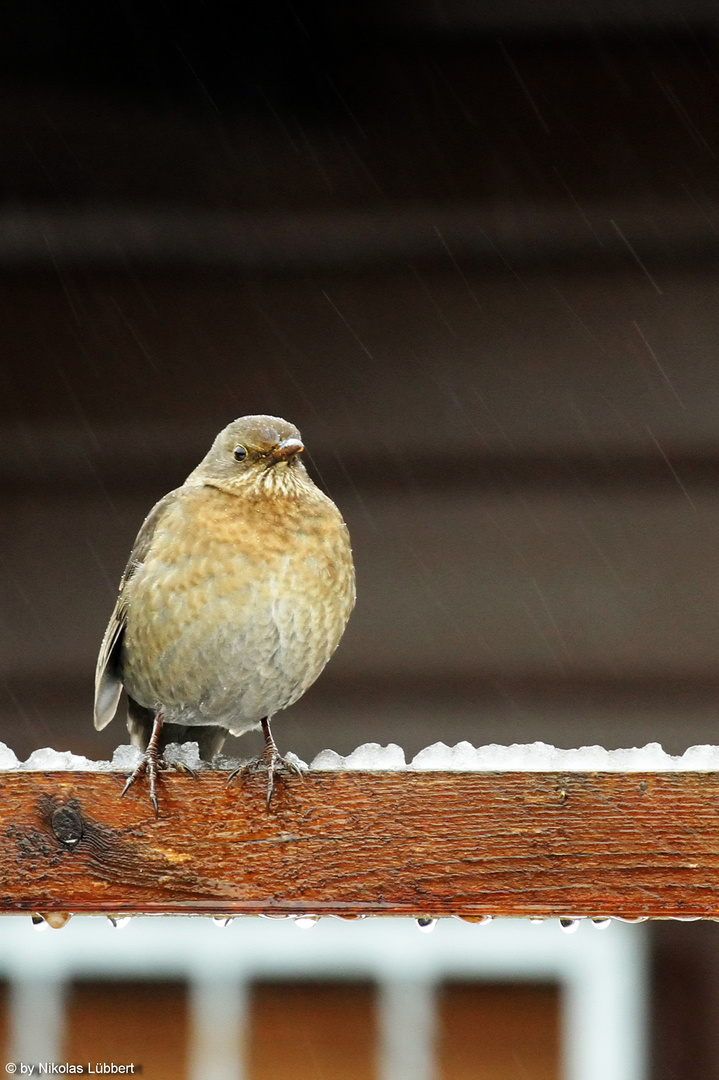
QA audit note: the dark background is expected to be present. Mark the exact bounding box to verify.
[2,1,719,1074]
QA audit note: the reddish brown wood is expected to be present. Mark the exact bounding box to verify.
[1,770,718,918]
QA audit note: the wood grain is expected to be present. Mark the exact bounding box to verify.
[1,770,718,918]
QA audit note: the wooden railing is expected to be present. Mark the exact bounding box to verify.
[0,769,716,920]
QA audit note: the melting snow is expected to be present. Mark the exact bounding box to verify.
[311,739,719,772]
[2,738,719,772]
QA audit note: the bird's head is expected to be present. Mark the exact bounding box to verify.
[187,415,308,496]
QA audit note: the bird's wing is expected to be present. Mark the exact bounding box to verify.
[93,489,182,730]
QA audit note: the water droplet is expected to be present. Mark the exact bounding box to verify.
[213,917,233,928]
[615,915,648,923]
[294,915,320,929]
[31,915,48,932]
[559,918,580,933]
[334,913,367,920]
[529,917,545,924]
[455,914,492,924]
[40,911,72,930]
[416,917,438,933]
[591,918,612,930]
[259,913,293,920]
[107,916,131,930]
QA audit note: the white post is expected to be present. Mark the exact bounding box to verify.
[188,975,247,1080]
[9,976,65,1068]
[562,926,649,1080]
[377,978,437,1080]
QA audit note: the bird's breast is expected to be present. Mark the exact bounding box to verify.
[120,486,355,725]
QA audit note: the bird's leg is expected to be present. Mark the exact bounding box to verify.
[229,716,303,808]
[122,708,164,816]
[259,716,305,807]
[261,716,279,761]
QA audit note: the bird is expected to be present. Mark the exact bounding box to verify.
[94,414,355,813]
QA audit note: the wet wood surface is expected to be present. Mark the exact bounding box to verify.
[0,770,718,919]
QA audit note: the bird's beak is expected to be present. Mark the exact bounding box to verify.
[270,438,304,462]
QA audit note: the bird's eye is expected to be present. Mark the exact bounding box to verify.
[233,445,247,462]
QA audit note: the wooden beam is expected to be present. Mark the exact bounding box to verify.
[4,446,719,497]
[1,204,719,270]
[0,770,717,919]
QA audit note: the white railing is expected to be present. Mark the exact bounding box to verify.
[0,915,648,1080]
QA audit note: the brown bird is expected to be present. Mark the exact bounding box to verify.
[94,415,355,813]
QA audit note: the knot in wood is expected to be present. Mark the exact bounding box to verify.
[51,806,84,847]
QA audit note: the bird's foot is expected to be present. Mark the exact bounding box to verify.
[121,754,202,814]
[229,743,304,808]
[122,747,163,816]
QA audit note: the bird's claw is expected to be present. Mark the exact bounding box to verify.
[121,751,161,816]
[171,761,199,779]
[228,747,304,808]
[121,751,203,815]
